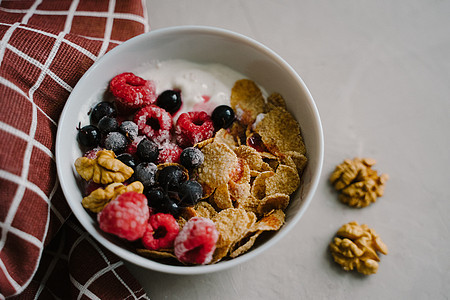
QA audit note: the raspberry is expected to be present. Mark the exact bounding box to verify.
[83,180,104,196]
[97,191,149,241]
[83,146,103,160]
[134,105,173,144]
[175,111,214,147]
[142,213,179,250]
[174,217,218,265]
[157,141,182,164]
[110,72,156,111]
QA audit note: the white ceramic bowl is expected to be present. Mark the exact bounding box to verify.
[56,26,323,274]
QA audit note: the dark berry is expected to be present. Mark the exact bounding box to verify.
[145,187,167,211]
[77,124,101,148]
[134,162,158,187]
[116,153,136,169]
[157,165,187,191]
[137,138,159,162]
[179,180,203,206]
[162,193,181,216]
[119,121,138,140]
[98,116,119,134]
[104,132,128,153]
[156,90,182,114]
[211,105,235,129]
[90,101,116,124]
[180,147,204,169]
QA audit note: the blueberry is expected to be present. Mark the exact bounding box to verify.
[156,90,182,114]
[98,116,119,134]
[116,153,136,169]
[157,165,187,191]
[104,132,128,153]
[137,138,159,162]
[180,147,204,169]
[160,191,183,215]
[119,121,138,140]
[90,101,116,124]
[145,187,167,210]
[134,162,157,187]
[179,180,203,206]
[211,105,235,129]
[77,124,101,148]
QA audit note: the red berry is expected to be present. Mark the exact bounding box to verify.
[134,105,173,144]
[83,146,103,160]
[157,141,182,164]
[174,217,218,265]
[83,180,104,196]
[97,191,149,241]
[142,213,179,250]
[110,72,156,111]
[175,111,214,147]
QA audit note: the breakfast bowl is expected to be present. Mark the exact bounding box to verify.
[55,26,323,274]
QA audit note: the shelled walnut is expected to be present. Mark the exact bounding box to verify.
[330,158,388,208]
[329,221,388,275]
[82,181,144,213]
[74,150,134,184]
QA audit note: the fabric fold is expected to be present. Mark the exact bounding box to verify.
[0,1,150,298]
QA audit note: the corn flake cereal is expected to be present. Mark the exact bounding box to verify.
[254,106,306,156]
[230,79,265,126]
[265,164,300,196]
[194,141,238,194]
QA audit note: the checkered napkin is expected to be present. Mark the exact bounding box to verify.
[0,1,150,299]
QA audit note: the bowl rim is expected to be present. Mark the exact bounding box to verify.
[56,25,324,275]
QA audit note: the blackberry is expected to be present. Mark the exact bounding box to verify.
[77,124,101,148]
[156,90,182,114]
[157,165,187,191]
[90,101,116,124]
[179,180,203,206]
[116,153,136,169]
[211,105,235,129]
[104,132,128,153]
[98,116,119,134]
[137,138,159,162]
[180,147,204,169]
[119,121,138,140]
[134,162,158,188]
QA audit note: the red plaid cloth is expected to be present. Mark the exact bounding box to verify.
[0,1,150,298]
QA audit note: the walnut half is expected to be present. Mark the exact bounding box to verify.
[330,158,388,208]
[330,221,388,275]
[74,150,134,184]
[82,181,144,213]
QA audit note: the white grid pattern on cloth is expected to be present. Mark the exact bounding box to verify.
[0,0,150,296]
[21,0,42,24]
[0,22,100,61]
[0,27,69,297]
[66,221,142,300]
[63,0,79,33]
[0,7,148,30]
[98,0,116,57]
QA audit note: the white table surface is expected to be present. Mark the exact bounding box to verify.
[126,1,450,299]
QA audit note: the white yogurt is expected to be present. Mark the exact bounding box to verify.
[137,59,250,120]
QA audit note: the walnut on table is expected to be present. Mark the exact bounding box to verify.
[330,158,388,208]
[329,221,388,275]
